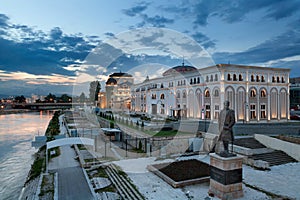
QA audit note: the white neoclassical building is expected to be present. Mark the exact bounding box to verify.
[131,63,290,122]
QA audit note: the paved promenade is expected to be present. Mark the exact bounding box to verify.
[47,115,94,200]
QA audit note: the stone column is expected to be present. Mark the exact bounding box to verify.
[209,153,244,199]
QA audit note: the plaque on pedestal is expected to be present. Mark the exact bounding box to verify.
[209,153,244,199]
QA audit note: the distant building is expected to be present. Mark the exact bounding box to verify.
[97,91,107,109]
[105,72,134,111]
[131,63,290,122]
[290,77,300,110]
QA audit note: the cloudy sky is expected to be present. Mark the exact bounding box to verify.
[0,0,300,97]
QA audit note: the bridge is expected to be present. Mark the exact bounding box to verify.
[12,102,88,110]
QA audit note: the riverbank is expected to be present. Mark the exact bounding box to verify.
[0,109,36,115]
[19,111,60,200]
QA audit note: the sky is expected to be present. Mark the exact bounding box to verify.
[0,0,300,97]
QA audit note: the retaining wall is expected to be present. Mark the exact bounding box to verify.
[255,134,300,161]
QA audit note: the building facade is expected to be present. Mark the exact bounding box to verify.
[290,77,300,110]
[105,72,134,111]
[131,64,290,122]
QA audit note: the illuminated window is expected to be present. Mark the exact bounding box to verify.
[205,105,211,118]
[250,89,256,97]
[260,104,266,119]
[205,90,210,97]
[260,90,266,98]
[214,105,219,119]
[250,104,256,119]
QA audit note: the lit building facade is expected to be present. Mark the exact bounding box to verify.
[105,72,134,111]
[131,64,290,122]
[290,77,300,110]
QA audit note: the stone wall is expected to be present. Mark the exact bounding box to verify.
[255,134,300,161]
[179,121,300,136]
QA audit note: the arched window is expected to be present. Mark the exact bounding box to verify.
[183,91,187,98]
[261,76,265,82]
[160,94,165,99]
[215,74,218,81]
[197,77,200,84]
[206,76,209,82]
[277,76,280,83]
[239,74,243,81]
[272,76,276,82]
[251,75,255,82]
[261,90,266,98]
[250,89,256,97]
[205,90,210,97]
[227,74,231,81]
[281,77,285,83]
[214,89,219,97]
[210,75,213,81]
[233,74,237,81]
[256,75,260,82]
[194,78,196,84]
[176,92,180,98]
[190,79,193,84]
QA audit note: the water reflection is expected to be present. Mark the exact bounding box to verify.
[0,111,53,200]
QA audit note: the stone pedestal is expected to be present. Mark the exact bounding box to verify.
[209,153,244,199]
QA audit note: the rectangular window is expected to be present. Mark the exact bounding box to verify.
[205,105,211,119]
[214,105,219,119]
[260,104,266,119]
[250,104,256,119]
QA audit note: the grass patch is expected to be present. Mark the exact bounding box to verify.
[96,167,109,178]
[95,184,116,193]
[26,146,46,183]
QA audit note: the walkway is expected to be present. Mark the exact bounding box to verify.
[47,115,94,200]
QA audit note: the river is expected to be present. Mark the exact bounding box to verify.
[0,111,52,200]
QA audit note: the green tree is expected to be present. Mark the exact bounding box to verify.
[59,94,72,102]
[45,93,56,103]
[89,81,101,102]
[79,92,86,102]
[15,95,26,103]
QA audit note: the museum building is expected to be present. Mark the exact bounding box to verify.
[130,63,290,122]
[105,72,134,110]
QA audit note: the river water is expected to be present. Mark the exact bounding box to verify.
[0,111,52,200]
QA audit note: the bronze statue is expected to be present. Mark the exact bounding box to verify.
[218,100,236,157]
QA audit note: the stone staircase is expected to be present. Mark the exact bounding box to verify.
[248,150,297,167]
[233,137,297,169]
[104,164,144,200]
